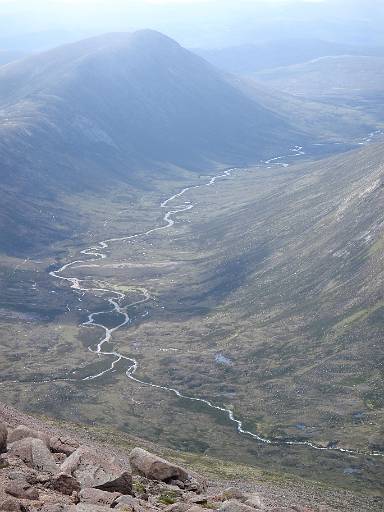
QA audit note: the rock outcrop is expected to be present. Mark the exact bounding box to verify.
[129,447,189,483]
[60,447,132,494]
[8,438,57,474]
[8,426,50,447]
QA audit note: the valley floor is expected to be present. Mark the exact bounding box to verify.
[0,142,383,497]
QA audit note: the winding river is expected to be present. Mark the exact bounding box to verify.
[49,145,382,459]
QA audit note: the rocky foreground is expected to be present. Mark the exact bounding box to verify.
[0,404,382,512]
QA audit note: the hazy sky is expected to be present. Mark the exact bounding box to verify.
[0,0,383,50]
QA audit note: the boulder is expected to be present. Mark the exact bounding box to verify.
[79,488,120,506]
[184,477,207,494]
[0,498,23,511]
[5,481,39,501]
[65,506,112,512]
[96,472,132,494]
[8,470,35,482]
[115,495,158,511]
[53,452,67,464]
[51,473,81,495]
[164,504,191,512]
[115,495,142,511]
[8,438,57,474]
[61,447,132,494]
[40,506,68,512]
[187,495,208,504]
[129,448,189,483]
[222,488,247,502]
[219,501,257,512]
[244,494,263,509]
[8,426,50,447]
[0,422,8,453]
[50,436,79,456]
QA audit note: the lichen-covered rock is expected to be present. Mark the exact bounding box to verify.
[39,506,68,512]
[79,488,120,506]
[244,493,263,509]
[61,447,131,493]
[129,448,189,483]
[0,498,23,511]
[164,504,191,512]
[8,438,57,474]
[222,488,247,502]
[65,505,113,512]
[219,500,257,512]
[115,495,158,511]
[5,480,39,501]
[8,426,50,447]
[51,473,81,495]
[50,436,79,456]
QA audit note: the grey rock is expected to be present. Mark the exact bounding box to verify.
[8,426,50,447]
[79,488,120,506]
[5,481,39,501]
[164,504,190,512]
[129,448,189,483]
[0,498,23,511]
[184,477,207,494]
[222,489,247,502]
[244,493,263,509]
[65,506,112,512]
[188,495,208,504]
[219,500,257,512]
[40,506,67,512]
[115,495,158,511]
[51,473,81,495]
[61,447,132,493]
[8,437,57,474]
[50,436,79,456]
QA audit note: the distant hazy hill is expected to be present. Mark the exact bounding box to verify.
[252,55,384,125]
[0,31,378,255]
[0,50,26,66]
[253,55,384,98]
[0,30,300,176]
[194,39,384,74]
[0,30,304,254]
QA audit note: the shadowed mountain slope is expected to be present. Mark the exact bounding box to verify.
[0,30,300,178]
[0,30,306,255]
[0,31,379,255]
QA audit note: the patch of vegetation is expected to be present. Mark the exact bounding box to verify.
[158,491,179,505]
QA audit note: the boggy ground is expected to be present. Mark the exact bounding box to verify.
[0,145,383,495]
